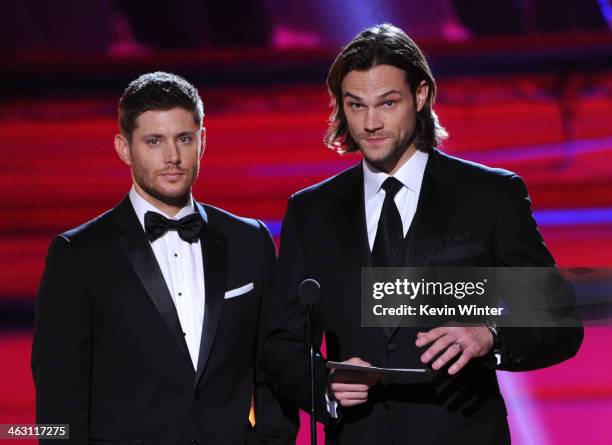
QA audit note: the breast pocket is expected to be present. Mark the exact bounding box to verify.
[431,242,485,264]
[223,281,258,313]
[224,282,254,300]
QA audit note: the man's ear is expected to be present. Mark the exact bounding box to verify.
[199,127,206,159]
[114,134,132,166]
[415,80,429,112]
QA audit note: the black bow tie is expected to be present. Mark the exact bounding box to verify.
[144,211,202,243]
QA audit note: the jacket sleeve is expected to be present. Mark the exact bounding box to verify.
[493,174,583,371]
[31,235,92,444]
[253,220,299,443]
[261,197,330,424]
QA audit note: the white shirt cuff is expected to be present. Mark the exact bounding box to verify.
[325,391,339,418]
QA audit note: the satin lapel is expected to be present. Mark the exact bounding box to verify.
[194,203,227,388]
[330,165,371,273]
[114,197,192,367]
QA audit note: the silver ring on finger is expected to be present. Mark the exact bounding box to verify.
[453,342,464,353]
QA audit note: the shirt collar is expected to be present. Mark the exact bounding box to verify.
[129,186,196,230]
[363,150,429,201]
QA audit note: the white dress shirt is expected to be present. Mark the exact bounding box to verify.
[129,187,205,370]
[363,150,429,250]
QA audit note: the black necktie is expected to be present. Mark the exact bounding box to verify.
[372,177,404,267]
[144,211,202,243]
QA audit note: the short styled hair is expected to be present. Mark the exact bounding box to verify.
[118,71,204,141]
[325,23,447,153]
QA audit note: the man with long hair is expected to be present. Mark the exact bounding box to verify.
[264,24,582,444]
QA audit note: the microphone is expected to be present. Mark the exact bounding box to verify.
[299,278,321,306]
[299,278,320,445]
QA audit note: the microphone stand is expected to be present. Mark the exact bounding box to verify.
[307,301,317,445]
[299,278,321,445]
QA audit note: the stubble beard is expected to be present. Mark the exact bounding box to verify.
[146,183,192,209]
[135,167,197,211]
[359,129,416,173]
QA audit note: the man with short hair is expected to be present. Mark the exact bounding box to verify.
[32,71,297,444]
[264,24,582,444]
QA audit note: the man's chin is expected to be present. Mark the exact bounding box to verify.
[362,152,393,169]
[147,187,192,208]
[161,193,191,207]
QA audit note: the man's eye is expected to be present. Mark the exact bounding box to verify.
[179,136,192,144]
[384,100,395,107]
[349,103,363,109]
[147,138,160,145]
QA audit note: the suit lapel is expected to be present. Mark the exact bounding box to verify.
[194,202,228,388]
[331,164,371,273]
[114,197,192,368]
[403,150,458,267]
[330,164,399,337]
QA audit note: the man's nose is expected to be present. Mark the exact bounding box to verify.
[165,142,181,164]
[364,109,383,133]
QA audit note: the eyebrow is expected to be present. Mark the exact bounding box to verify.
[343,90,404,100]
[176,131,196,138]
[141,131,196,139]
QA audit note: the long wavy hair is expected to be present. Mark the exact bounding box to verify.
[325,23,447,154]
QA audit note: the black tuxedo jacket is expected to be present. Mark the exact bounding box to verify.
[263,148,583,445]
[32,196,297,445]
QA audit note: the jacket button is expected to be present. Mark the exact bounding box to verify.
[386,343,398,353]
[194,390,201,400]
